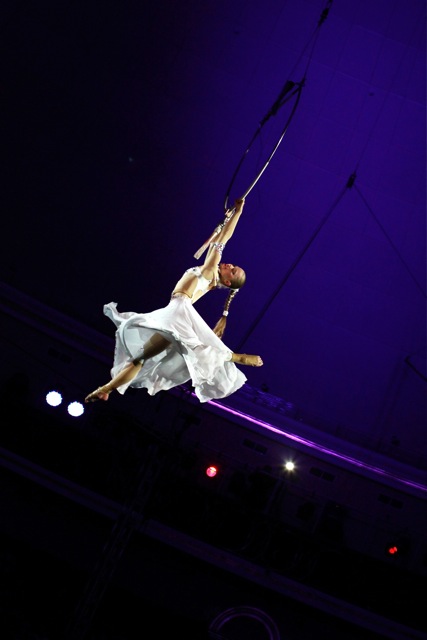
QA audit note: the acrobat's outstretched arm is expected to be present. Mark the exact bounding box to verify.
[194,197,245,259]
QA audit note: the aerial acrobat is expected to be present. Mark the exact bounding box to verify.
[83,0,335,406]
[84,197,263,405]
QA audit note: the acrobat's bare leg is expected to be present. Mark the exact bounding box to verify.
[85,333,171,402]
[231,353,264,367]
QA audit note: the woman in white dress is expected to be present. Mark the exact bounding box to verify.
[84,197,263,404]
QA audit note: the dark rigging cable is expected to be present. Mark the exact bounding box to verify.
[342,13,427,300]
[236,176,353,352]
[236,0,425,349]
[354,184,426,299]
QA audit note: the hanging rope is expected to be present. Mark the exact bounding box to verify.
[193,0,334,259]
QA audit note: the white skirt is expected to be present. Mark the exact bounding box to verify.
[104,298,247,402]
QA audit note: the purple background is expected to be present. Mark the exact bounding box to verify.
[1,0,425,459]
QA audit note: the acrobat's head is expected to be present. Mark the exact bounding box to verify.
[218,263,246,289]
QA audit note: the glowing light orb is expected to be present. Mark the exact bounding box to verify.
[206,466,218,478]
[67,401,84,417]
[46,391,62,407]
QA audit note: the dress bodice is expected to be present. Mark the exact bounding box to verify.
[184,266,211,296]
[172,241,224,302]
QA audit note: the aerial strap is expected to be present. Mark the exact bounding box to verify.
[193,80,304,260]
[194,0,333,259]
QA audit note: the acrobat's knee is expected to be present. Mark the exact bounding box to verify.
[131,348,145,366]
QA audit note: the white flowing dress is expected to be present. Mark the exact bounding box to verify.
[104,266,247,402]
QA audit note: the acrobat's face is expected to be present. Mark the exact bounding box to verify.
[218,263,245,288]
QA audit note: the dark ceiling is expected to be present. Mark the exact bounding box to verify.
[1,1,425,460]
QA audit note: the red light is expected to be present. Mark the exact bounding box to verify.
[206,466,218,478]
[386,537,410,557]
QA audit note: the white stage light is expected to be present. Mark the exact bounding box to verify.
[67,401,84,417]
[46,390,62,407]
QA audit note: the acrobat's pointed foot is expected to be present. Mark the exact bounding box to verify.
[84,386,111,403]
[233,354,263,367]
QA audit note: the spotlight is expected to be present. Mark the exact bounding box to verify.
[67,401,84,417]
[44,390,85,418]
[386,537,410,557]
[284,460,295,471]
[46,390,62,407]
[206,465,218,478]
